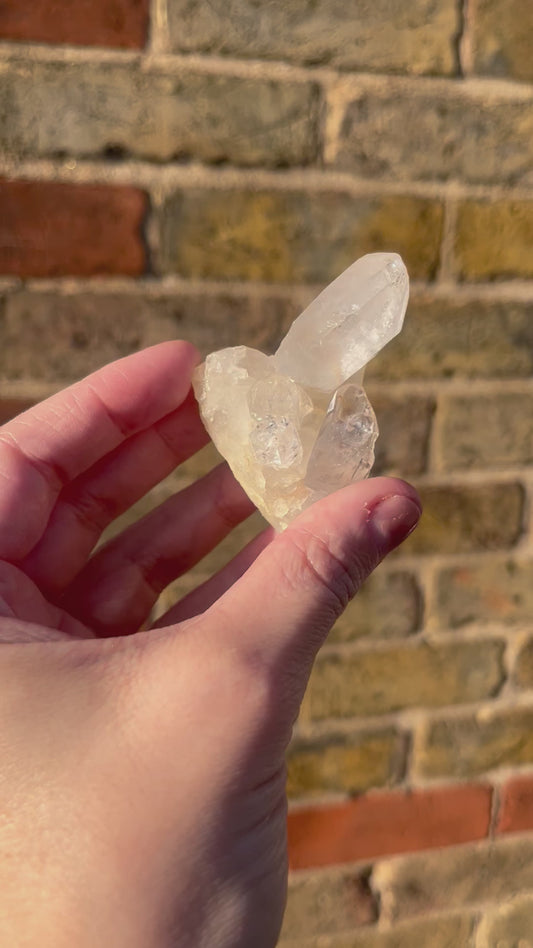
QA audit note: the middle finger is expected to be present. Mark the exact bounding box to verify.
[21,393,208,595]
[58,463,255,637]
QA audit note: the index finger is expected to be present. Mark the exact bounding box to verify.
[0,341,199,560]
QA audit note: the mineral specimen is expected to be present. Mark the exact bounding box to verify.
[193,253,409,531]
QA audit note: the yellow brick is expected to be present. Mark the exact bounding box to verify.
[160,189,444,283]
[473,0,533,83]
[287,729,402,798]
[455,200,533,280]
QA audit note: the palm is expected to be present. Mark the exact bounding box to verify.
[0,343,258,645]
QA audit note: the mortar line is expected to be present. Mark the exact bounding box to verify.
[1,41,533,100]
[286,774,509,812]
[454,0,467,78]
[3,157,533,203]
[3,275,533,302]
[460,0,475,75]
[3,376,533,427]
[296,693,533,744]
[315,625,510,659]
[148,0,169,55]
[425,385,442,476]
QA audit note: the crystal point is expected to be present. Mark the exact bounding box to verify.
[193,253,409,530]
[305,384,378,494]
[274,253,408,392]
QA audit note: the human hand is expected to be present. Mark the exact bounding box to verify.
[0,343,421,947]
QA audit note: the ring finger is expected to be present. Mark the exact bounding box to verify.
[59,463,256,637]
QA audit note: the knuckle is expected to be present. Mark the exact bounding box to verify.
[64,484,118,537]
[283,526,373,619]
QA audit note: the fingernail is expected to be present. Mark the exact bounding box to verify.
[370,495,422,552]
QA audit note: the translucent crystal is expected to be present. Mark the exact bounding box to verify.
[274,253,408,392]
[248,377,313,470]
[193,253,409,531]
[305,384,378,493]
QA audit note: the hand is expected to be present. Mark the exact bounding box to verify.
[0,342,421,948]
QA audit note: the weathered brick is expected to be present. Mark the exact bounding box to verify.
[0,0,149,48]
[280,914,475,947]
[413,707,533,780]
[280,868,376,940]
[368,392,434,477]
[287,729,404,799]
[1,290,297,381]
[476,894,533,948]
[455,200,533,281]
[302,639,504,720]
[329,80,533,187]
[159,189,444,283]
[0,179,147,277]
[434,559,533,628]
[166,0,458,75]
[472,0,533,83]
[0,60,319,168]
[367,294,533,381]
[372,837,533,922]
[329,570,422,643]
[401,482,524,555]
[514,637,533,690]
[436,392,533,470]
[498,776,533,835]
[288,784,491,868]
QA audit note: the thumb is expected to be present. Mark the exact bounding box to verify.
[214,476,421,692]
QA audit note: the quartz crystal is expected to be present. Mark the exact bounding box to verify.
[193,252,409,531]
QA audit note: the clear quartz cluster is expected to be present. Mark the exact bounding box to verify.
[193,253,409,531]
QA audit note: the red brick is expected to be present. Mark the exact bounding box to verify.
[0,0,149,49]
[0,398,36,425]
[0,179,147,277]
[287,784,491,869]
[497,776,533,835]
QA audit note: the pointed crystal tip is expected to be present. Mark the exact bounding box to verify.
[274,252,409,392]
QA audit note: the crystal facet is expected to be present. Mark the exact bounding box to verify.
[274,253,409,392]
[305,384,378,494]
[193,253,409,530]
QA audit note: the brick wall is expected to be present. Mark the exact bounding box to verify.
[1,1,533,944]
